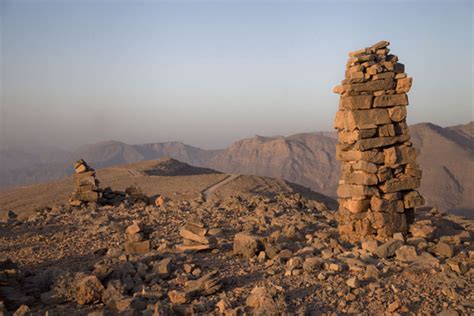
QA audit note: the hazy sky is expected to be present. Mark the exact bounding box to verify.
[1,0,473,150]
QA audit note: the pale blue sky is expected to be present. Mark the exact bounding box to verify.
[1,0,473,150]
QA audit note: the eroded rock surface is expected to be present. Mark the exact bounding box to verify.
[0,191,472,314]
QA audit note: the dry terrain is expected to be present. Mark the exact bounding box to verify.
[0,159,473,315]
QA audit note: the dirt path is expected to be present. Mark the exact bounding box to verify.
[126,169,143,177]
[202,174,240,200]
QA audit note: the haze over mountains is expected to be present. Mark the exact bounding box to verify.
[1,122,472,215]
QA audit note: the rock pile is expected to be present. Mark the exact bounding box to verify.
[124,221,150,255]
[69,160,150,206]
[124,185,149,204]
[333,40,424,239]
[0,259,32,310]
[176,222,217,252]
[69,159,101,206]
[1,189,472,314]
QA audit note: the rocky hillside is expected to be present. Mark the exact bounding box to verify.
[409,123,473,216]
[0,173,472,314]
[1,122,472,215]
[207,133,338,198]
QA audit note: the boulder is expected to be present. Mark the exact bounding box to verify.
[152,258,173,279]
[435,241,455,258]
[374,239,403,258]
[125,222,142,235]
[12,304,30,316]
[346,277,359,288]
[124,241,150,255]
[246,286,284,314]
[167,290,188,304]
[395,245,418,262]
[184,271,221,296]
[76,276,105,305]
[233,233,261,258]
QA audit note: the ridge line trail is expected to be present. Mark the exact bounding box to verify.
[203,174,240,200]
[126,169,142,177]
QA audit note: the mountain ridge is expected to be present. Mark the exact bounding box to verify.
[1,122,472,215]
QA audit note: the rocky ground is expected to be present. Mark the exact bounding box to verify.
[1,183,473,315]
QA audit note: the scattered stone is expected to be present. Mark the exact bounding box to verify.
[387,299,400,312]
[303,257,321,272]
[364,265,380,280]
[246,286,284,314]
[328,262,343,272]
[216,298,232,313]
[125,240,150,255]
[125,222,142,235]
[184,271,222,296]
[435,241,455,258]
[13,304,30,316]
[101,280,125,309]
[76,276,105,305]
[395,245,418,262]
[152,257,173,279]
[374,239,403,258]
[446,260,468,274]
[416,251,440,267]
[437,310,459,316]
[233,233,261,258]
[124,185,148,203]
[176,243,212,252]
[410,221,435,239]
[346,276,359,288]
[154,195,168,207]
[168,290,188,304]
[361,240,378,253]
[393,232,405,241]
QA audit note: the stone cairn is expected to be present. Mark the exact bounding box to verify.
[69,159,101,206]
[333,40,424,240]
[176,221,217,252]
[124,221,150,255]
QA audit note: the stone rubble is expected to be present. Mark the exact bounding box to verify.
[333,40,425,240]
[0,192,472,315]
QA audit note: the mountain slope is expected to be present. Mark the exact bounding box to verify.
[207,122,473,215]
[1,122,472,215]
[207,134,338,198]
[410,123,473,214]
[73,140,216,168]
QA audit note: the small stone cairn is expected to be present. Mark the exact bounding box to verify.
[176,221,217,252]
[124,221,150,255]
[333,40,424,240]
[69,159,101,206]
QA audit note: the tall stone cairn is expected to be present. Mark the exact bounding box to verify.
[333,40,424,240]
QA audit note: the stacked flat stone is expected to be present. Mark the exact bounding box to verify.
[176,221,217,252]
[333,40,424,240]
[124,221,150,255]
[69,159,101,206]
